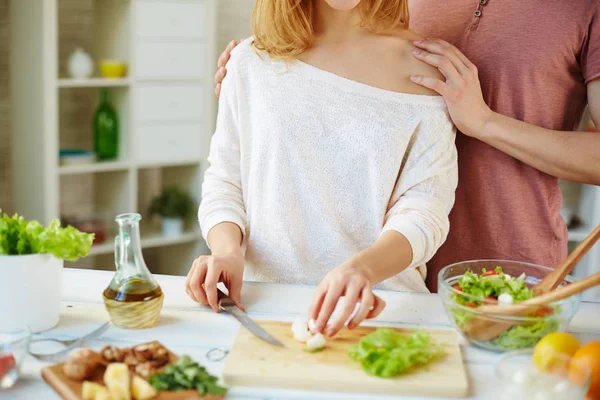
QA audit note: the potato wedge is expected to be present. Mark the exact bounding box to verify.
[82,381,106,400]
[95,390,116,400]
[104,363,131,400]
[131,375,157,400]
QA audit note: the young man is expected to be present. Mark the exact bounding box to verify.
[213,1,600,292]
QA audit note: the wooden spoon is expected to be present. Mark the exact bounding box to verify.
[532,224,600,295]
[463,270,600,341]
[461,224,600,341]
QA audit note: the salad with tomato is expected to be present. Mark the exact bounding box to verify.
[450,266,559,350]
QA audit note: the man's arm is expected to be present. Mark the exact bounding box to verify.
[477,80,600,185]
[410,39,600,186]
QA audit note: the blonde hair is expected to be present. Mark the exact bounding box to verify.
[252,0,409,60]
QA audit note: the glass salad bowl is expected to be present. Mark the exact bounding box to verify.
[438,260,581,352]
[495,349,591,400]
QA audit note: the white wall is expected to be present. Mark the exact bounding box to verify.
[216,0,253,55]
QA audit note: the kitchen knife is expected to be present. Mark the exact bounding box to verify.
[217,288,285,348]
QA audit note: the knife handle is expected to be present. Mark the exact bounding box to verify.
[217,287,236,308]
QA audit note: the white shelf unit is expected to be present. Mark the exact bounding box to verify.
[11,0,216,276]
[57,78,131,88]
[89,230,202,256]
[58,160,131,175]
[568,184,600,300]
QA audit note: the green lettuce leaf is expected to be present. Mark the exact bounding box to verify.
[0,213,22,255]
[0,211,93,261]
[36,220,94,261]
[454,267,535,306]
[349,329,444,378]
[490,320,560,350]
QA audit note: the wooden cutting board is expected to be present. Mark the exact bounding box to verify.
[223,321,469,398]
[41,341,221,400]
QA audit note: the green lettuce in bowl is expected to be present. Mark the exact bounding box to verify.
[0,210,94,261]
[450,268,560,350]
[0,210,95,332]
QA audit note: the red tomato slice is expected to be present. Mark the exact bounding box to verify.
[464,302,478,308]
[0,354,16,380]
[534,306,554,317]
[482,270,500,277]
[453,285,463,292]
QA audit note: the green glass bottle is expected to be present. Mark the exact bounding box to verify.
[93,89,119,160]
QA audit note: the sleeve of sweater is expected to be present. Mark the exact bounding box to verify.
[382,108,458,269]
[197,58,247,246]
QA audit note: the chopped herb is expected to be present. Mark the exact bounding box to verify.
[148,355,227,396]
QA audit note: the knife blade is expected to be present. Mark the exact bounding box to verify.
[217,288,285,348]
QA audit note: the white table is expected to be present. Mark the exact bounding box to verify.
[5,269,600,400]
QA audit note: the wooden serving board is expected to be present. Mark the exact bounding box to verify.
[224,321,469,398]
[41,341,217,400]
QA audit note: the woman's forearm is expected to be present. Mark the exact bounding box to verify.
[207,222,243,256]
[353,231,413,284]
[478,111,600,185]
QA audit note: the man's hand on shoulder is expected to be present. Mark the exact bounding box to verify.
[409,38,493,137]
[405,38,444,97]
[214,40,238,97]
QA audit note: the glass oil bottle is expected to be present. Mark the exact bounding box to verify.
[103,213,164,329]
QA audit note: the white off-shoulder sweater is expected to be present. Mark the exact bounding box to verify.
[199,39,458,292]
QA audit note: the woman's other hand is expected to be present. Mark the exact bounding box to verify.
[410,38,493,138]
[214,40,238,97]
[185,250,245,312]
[308,259,386,337]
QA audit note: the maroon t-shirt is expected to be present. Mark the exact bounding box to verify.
[409,0,600,291]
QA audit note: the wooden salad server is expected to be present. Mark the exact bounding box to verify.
[463,224,600,341]
[532,223,600,295]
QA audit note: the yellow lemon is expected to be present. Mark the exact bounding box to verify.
[533,332,580,374]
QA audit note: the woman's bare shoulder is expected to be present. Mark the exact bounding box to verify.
[374,31,444,96]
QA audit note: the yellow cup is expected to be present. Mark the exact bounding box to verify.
[100,60,127,78]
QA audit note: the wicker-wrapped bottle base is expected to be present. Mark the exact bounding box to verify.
[103,294,164,329]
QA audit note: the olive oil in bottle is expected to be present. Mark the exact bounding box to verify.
[103,213,164,329]
[103,278,163,302]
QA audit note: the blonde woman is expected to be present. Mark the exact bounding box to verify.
[185,0,458,336]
